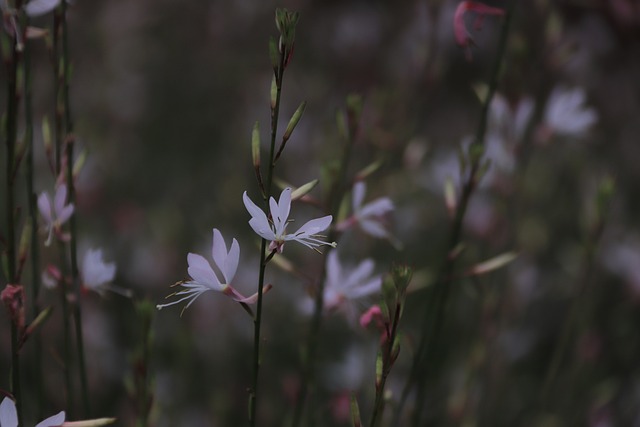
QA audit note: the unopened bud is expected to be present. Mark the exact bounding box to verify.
[251,122,261,167]
[282,101,306,142]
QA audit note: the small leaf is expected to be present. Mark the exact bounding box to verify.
[444,177,456,216]
[282,101,306,142]
[290,179,318,200]
[73,148,87,178]
[468,252,518,276]
[251,122,261,167]
[354,160,383,181]
[350,394,362,427]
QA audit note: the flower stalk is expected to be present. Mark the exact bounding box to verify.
[392,2,517,425]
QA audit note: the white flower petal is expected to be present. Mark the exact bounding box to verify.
[277,188,292,233]
[0,398,18,427]
[53,185,68,215]
[326,250,342,290]
[352,182,366,212]
[290,215,332,239]
[344,259,375,290]
[24,0,61,17]
[36,411,66,427]
[225,238,240,284]
[243,192,273,238]
[187,253,222,290]
[359,219,389,238]
[56,203,74,225]
[359,198,394,219]
[211,228,227,276]
[37,192,52,223]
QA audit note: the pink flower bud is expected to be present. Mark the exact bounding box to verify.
[454,1,505,60]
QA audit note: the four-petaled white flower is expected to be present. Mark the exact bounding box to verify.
[157,228,262,314]
[243,187,335,253]
[543,86,597,138]
[38,185,74,246]
[337,182,394,240]
[322,251,382,321]
[81,248,127,296]
[0,397,65,427]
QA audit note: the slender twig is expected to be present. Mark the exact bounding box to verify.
[248,31,287,427]
[391,3,517,425]
[4,4,23,423]
[290,99,359,427]
[59,0,90,416]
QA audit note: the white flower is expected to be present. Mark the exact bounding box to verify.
[24,0,61,17]
[243,187,335,253]
[322,251,382,320]
[81,249,119,295]
[157,229,261,313]
[337,182,394,239]
[0,397,65,427]
[38,185,74,246]
[544,86,597,137]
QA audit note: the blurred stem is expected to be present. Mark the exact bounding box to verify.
[391,2,517,425]
[60,0,90,416]
[370,301,402,427]
[4,5,23,423]
[23,19,46,418]
[57,247,75,416]
[539,210,607,414]
[290,101,358,427]
[248,35,286,427]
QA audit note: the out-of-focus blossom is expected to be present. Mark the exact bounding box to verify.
[24,0,60,17]
[38,185,74,246]
[81,248,122,296]
[453,1,505,60]
[0,397,114,426]
[337,181,395,240]
[602,239,640,298]
[243,188,335,253]
[322,251,382,320]
[489,94,535,145]
[543,86,597,138]
[1,284,25,331]
[359,304,384,329]
[157,229,265,314]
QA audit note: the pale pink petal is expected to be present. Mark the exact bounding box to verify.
[53,185,68,215]
[359,219,389,238]
[289,215,332,239]
[326,250,342,290]
[277,188,292,229]
[24,0,61,17]
[348,277,382,299]
[37,192,53,223]
[56,203,74,224]
[352,182,366,212]
[359,198,394,219]
[344,259,375,290]
[187,253,222,290]
[35,411,65,427]
[243,192,275,240]
[0,398,18,427]
[225,238,240,284]
[211,228,227,275]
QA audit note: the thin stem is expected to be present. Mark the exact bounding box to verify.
[248,40,286,427]
[393,3,517,425]
[57,249,75,416]
[23,20,46,418]
[4,6,23,423]
[60,0,90,416]
[370,301,402,427]
[290,102,358,427]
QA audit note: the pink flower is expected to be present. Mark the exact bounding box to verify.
[454,1,505,60]
[359,305,384,329]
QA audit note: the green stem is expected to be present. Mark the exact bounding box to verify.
[248,42,286,427]
[60,0,90,416]
[23,19,46,419]
[290,101,358,427]
[4,7,23,423]
[392,3,517,425]
[57,246,75,417]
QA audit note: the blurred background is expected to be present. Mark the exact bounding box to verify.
[2,0,640,425]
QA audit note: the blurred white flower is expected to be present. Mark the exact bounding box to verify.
[243,187,335,253]
[0,397,65,427]
[24,0,61,17]
[157,229,265,314]
[322,251,382,320]
[338,182,395,240]
[38,185,74,246]
[81,248,118,295]
[489,93,534,146]
[544,86,597,137]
